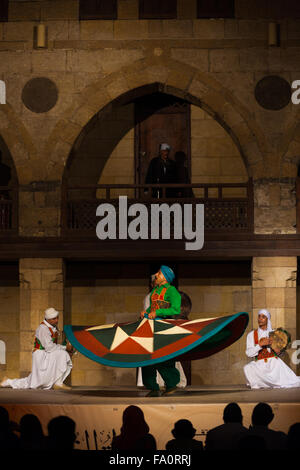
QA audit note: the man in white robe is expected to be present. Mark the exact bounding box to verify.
[0,307,73,390]
[244,309,300,389]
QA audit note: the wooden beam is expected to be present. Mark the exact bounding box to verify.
[1,234,300,260]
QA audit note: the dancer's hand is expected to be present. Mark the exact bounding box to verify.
[148,311,156,319]
[140,310,147,319]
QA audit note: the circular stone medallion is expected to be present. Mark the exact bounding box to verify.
[254,75,291,110]
[22,77,58,113]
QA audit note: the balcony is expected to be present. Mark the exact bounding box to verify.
[62,179,254,237]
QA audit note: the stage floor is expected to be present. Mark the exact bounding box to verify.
[1,385,300,450]
[1,384,300,404]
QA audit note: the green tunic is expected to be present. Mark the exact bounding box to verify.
[142,282,182,391]
[146,283,181,318]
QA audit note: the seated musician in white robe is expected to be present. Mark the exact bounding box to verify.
[0,308,73,391]
[244,309,300,389]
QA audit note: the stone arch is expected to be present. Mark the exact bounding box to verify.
[0,106,35,185]
[44,57,265,183]
[0,134,18,187]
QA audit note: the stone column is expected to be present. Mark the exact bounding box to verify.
[254,179,296,235]
[19,258,64,377]
[252,257,297,372]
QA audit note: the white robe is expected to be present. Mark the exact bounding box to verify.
[1,321,72,390]
[137,292,187,389]
[243,329,300,389]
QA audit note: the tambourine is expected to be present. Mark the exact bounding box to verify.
[269,328,291,354]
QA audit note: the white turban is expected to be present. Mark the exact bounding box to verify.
[45,307,59,320]
[258,308,273,332]
[160,143,170,151]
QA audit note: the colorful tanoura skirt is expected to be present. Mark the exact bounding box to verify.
[64,312,249,368]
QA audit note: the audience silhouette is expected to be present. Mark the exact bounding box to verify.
[0,400,297,451]
[0,406,19,449]
[237,434,266,450]
[247,402,287,450]
[205,402,248,450]
[19,414,45,450]
[287,422,300,450]
[111,405,156,451]
[165,419,203,451]
[47,416,77,450]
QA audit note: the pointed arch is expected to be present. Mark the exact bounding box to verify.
[40,57,265,183]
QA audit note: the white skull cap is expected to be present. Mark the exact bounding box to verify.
[258,308,273,332]
[258,308,270,319]
[160,143,171,150]
[45,307,59,320]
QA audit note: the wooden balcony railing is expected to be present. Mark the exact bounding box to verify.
[62,180,253,237]
[0,187,18,234]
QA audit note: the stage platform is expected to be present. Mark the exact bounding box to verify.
[1,385,300,450]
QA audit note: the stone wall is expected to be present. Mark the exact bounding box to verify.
[190,105,247,197]
[254,179,296,234]
[0,286,19,379]
[179,265,252,385]
[7,1,300,22]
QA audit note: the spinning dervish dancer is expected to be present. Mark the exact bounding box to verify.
[137,268,187,394]
[0,308,73,390]
[244,309,300,389]
[140,266,182,396]
[63,279,250,394]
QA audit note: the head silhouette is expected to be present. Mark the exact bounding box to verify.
[252,403,274,426]
[287,423,300,449]
[0,406,9,433]
[20,414,44,439]
[172,419,196,439]
[223,403,243,424]
[20,414,44,449]
[47,416,76,450]
[121,405,149,436]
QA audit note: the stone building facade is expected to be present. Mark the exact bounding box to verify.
[0,0,300,386]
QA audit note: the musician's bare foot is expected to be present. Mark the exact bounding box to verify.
[53,383,72,391]
[0,377,9,387]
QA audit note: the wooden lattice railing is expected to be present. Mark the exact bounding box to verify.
[0,187,18,233]
[62,180,254,236]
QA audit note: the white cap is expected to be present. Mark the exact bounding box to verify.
[258,308,273,332]
[160,143,170,151]
[45,307,59,320]
[258,308,270,319]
